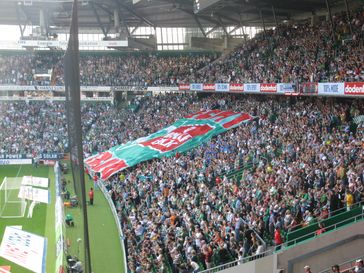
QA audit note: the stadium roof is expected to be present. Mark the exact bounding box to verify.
[0,0,360,31]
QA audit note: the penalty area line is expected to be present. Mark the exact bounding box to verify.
[16,165,23,178]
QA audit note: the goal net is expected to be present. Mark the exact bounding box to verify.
[0,177,27,218]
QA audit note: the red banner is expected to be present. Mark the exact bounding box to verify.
[140,124,214,153]
[229,83,244,92]
[178,84,190,91]
[344,82,364,95]
[203,84,215,91]
[260,83,277,93]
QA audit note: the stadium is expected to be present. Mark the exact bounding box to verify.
[0,0,363,272]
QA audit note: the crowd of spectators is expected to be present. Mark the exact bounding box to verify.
[187,9,364,84]
[95,94,363,273]
[1,92,364,273]
[0,101,111,155]
[0,7,363,273]
[0,9,362,87]
[0,52,217,87]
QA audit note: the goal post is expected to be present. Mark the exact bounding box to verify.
[0,177,27,218]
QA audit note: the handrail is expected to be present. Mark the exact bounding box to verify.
[199,208,364,273]
[288,201,363,232]
[318,255,364,273]
[213,160,254,181]
[199,248,275,273]
[284,211,364,249]
[251,228,267,253]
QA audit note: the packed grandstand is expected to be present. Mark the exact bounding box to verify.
[0,9,363,87]
[0,2,364,273]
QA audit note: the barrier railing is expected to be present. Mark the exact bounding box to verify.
[286,203,363,246]
[199,207,364,273]
[97,181,128,273]
[54,162,66,273]
[284,209,364,248]
[319,255,364,273]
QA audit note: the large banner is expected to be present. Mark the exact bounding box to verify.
[86,110,254,179]
[0,227,47,273]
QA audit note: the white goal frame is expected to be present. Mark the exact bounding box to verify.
[0,177,27,218]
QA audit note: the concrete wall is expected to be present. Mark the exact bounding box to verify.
[191,37,244,52]
[278,221,364,273]
[219,254,277,273]
[215,220,364,273]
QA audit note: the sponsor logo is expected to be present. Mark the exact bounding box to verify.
[229,83,244,92]
[178,84,190,91]
[0,159,32,165]
[344,82,364,95]
[0,160,10,165]
[244,84,260,92]
[277,83,295,93]
[147,86,179,92]
[140,124,213,152]
[318,83,344,95]
[203,84,215,91]
[215,83,229,92]
[190,83,203,91]
[42,160,56,166]
[260,83,277,93]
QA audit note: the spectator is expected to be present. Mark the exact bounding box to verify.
[304,265,313,273]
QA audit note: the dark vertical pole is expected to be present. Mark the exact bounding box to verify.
[239,14,247,41]
[271,5,278,28]
[343,0,353,36]
[325,0,336,42]
[64,0,92,272]
[259,9,266,38]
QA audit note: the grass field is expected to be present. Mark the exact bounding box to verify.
[63,163,125,273]
[0,164,56,273]
[0,163,125,273]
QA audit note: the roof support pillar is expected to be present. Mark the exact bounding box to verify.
[194,15,207,37]
[91,3,108,37]
[39,8,47,36]
[271,5,278,28]
[259,9,266,38]
[325,0,336,42]
[343,0,353,36]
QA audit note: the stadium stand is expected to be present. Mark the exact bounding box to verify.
[0,2,363,273]
[2,92,363,272]
[0,8,362,87]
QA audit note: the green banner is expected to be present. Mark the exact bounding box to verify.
[85,110,254,179]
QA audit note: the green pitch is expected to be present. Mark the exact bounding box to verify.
[63,163,125,273]
[0,164,56,273]
[0,164,126,273]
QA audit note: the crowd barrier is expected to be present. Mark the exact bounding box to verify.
[54,162,66,273]
[0,82,363,97]
[178,82,364,96]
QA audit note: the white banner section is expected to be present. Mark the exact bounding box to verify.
[21,176,49,188]
[18,186,50,204]
[0,226,47,273]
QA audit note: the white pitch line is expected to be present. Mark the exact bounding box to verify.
[15,165,23,177]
